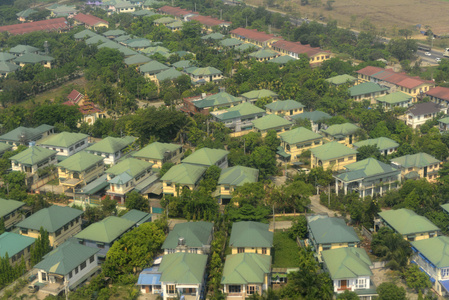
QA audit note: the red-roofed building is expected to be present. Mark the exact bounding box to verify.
[271,40,331,64]
[426,86,449,107]
[73,13,109,29]
[63,93,106,126]
[67,89,84,104]
[356,66,435,102]
[0,18,69,35]
[230,27,283,48]
[158,6,198,20]
[188,15,231,31]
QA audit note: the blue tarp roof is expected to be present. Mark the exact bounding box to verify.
[137,267,161,286]
[441,280,449,292]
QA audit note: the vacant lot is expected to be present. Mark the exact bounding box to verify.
[272,231,300,268]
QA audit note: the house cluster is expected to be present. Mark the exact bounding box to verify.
[0,44,55,77]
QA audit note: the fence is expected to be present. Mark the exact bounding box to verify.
[371,261,389,269]
[361,225,373,241]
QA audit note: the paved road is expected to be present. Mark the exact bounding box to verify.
[309,194,340,216]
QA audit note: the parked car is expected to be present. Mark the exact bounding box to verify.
[28,284,39,293]
[425,52,432,56]
[436,58,442,62]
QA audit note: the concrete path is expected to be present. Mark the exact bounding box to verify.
[309,194,340,217]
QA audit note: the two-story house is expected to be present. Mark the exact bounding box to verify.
[265,100,304,117]
[270,39,331,64]
[375,92,413,110]
[321,123,360,147]
[278,127,323,163]
[349,82,388,102]
[0,198,24,230]
[376,208,439,241]
[291,110,331,133]
[216,166,259,205]
[0,124,54,149]
[14,53,54,69]
[182,147,229,169]
[0,232,35,267]
[0,142,12,156]
[439,116,449,132]
[230,27,283,48]
[162,221,213,255]
[310,142,358,171]
[405,102,447,129]
[248,49,279,62]
[325,74,357,86]
[229,221,273,255]
[186,66,223,84]
[17,205,83,247]
[181,90,242,116]
[251,114,293,137]
[161,163,207,197]
[133,142,183,169]
[139,60,170,80]
[353,137,399,156]
[38,132,89,157]
[85,136,135,165]
[241,89,278,104]
[391,152,441,182]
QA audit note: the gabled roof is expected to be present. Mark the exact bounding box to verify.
[271,39,329,57]
[73,29,98,40]
[251,114,293,131]
[57,151,104,172]
[186,66,222,76]
[241,89,277,100]
[156,67,183,81]
[349,82,388,97]
[38,132,87,148]
[124,54,151,65]
[34,240,99,275]
[229,221,273,248]
[439,116,449,125]
[17,205,83,232]
[75,216,135,243]
[265,99,304,112]
[201,32,225,40]
[412,236,449,269]
[166,20,183,29]
[86,136,135,154]
[0,232,35,258]
[162,221,213,249]
[159,252,207,284]
[378,208,440,235]
[353,137,399,151]
[0,198,25,219]
[376,91,412,104]
[356,66,433,89]
[132,142,181,160]
[114,0,135,8]
[193,92,241,109]
[322,247,373,280]
[0,124,53,143]
[160,163,206,185]
[85,35,110,45]
[248,49,278,59]
[74,13,108,26]
[158,5,197,17]
[67,89,84,103]
[391,152,440,168]
[230,27,282,43]
[9,146,56,166]
[181,147,229,167]
[106,158,153,182]
[325,74,357,85]
[407,102,444,116]
[214,102,265,121]
[220,38,243,47]
[14,53,54,64]
[426,86,449,101]
[221,253,271,284]
[321,123,360,137]
[139,60,169,73]
[218,166,259,187]
[310,142,358,161]
[307,215,360,244]
[279,127,322,145]
[335,158,400,182]
[125,39,153,48]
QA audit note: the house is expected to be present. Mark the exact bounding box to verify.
[0,52,17,62]
[50,5,77,17]
[189,15,231,31]
[85,136,135,165]
[157,6,198,20]
[307,215,360,256]
[67,89,84,103]
[0,61,19,77]
[221,253,271,298]
[411,236,449,297]
[57,151,105,191]
[278,127,323,162]
[165,20,183,31]
[321,123,360,147]
[325,74,357,86]
[211,102,266,137]
[349,82,388,102]
[0,124,54,149]
[172,60,192,70]
[181,90,242,115]
[248,49,279,62]
[334,158,401,197]
[322,247,377,299]
[161,163,207,197]
[17,205,83,247]
[75,216,136,260]
[105,158,154,202]
[376,208,439,241]
[241,89,278,104]
[375,92,413,110]
[405,102,446,129]
[139,60,170,80]
[202,32,226,41]
[0,198,25,230]
[251,114,293,136]
[73,29,98,40]
[0,232,35,267]
[426,86,449,107]
[114,1,136,13]
[16,8,36,22]
[121,209,152,226]
[34,240,100,296]
[216,166,259,204]
[155,68,183,85]
[391,152,441,182]
[137,266,162,295]
[159,252,207,300]
[220,38,243,49]
[186,66,223,84]
[0,18,69,35]
[229,221,273,255]
[230,27,283,48]
[162,221,213,255]
[132,142,183,169]
[291,110,331,133]
[0,142,12,156]
[73,13,109,29]
[439,116,449,132]
[353,137,399,156]
[14,53,54,69]
[310,142,358,171]
[267,55,296,67]
[265,100,304,116]
[124,38,153,50]
[271,39,331,64]
[37,132,89,157]
[153,16,177,26]
[181,147,229,169]
[9,45,39,56]
[102,29,127,39]
[124,54,152,66]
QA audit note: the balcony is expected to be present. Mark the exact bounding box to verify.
[40,282,65,296]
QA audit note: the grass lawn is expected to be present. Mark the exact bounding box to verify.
[272,231,300,268]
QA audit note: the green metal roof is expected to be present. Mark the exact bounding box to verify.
[0,61,18,72]
[0,198,25,219]
[102,29,126,37]
[9,146,56,166]
[241,89,278,100]
[411,236,449,268]
[85,35,110,45]
[0,232,35,258]
[182,148,229,167]
[391,152,440,169]
[439,116,449,125]
[248,49,278,59]
[186,66,222,76]
[310,142,358,161]
[353,137,399,151]
[153,16,175,24]
[139,60,169,73]
[16,8,36,18]
[124,54,151,65]
[221,253,271,284]
[218,166,259,187]
[85,136,135,154]
[156,68,182,81]
[376,91,412,104]
[265,100,304,112]
[0,124,53,143]
[160,163,206,185]
[194,92,241,109]
[201,32,225,40]
[132,9,156,16]
[75,216,135,244]
[252,114,293,131]
[9,45,39,55]
[17,205,83,232]
[335,158,400,182]
[125,39,153,48]
[441,203,449,215]
[132,142,181,160]
[0,142,12,153]
[162,221,213,249]
[220,38,242,47]
[325,74,357,85]
[291,110,331,123]
[215,102,265,121]
[106,158,153,180]
[159,252,208,284]
[378,208,439,235]
[229,221,273,248]
[307,215,360,244]
[34,240,99,275]
[114,0,135,8]
[38,132,87,148]
[0,52,16,61]
[172,60,192,69]
[321,123,360,137]
[114,34,132,42]
[121,209,151,225]
[14,53,54,64]
[166,20,183,28]
[349,82,388,97]
[57,151,104,172]
[235,43,260,52]
[268,55,295,64]
[279,127,322,145]
[74,29,98,40]
[141,46,170,54]
[322,247,373,280]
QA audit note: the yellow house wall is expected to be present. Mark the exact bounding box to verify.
[9,245,32,267]
[20,218,81,247]
[220,185,235,197]
[258,126,292,138]
[4,209,23,230]
[309,53,331,64]
[163,182,195,197]
[401,163,440,182]
[230,129,254,137]
[230,247,271,255]
[284,138,323,161]
[267,107,304,116]
[317,242,358,255]
[311,154,356,171]
[58,164,104,187]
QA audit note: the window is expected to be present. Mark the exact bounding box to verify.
[356,278,366,289]
[237,247,245,253]
[190,248,198,254]
[442,268,449,278]
[338,158,345,163]
[229,285,241,293]
[75,267,79,274]
[166,285,175,294]
[97,243,105,249]
[68,271,72,279]
[80,261,86,270]
[21,228,28,235]
[248,285,256,294]
[90,255,95,263]
[55,229,61,237]
[262,248,267,254]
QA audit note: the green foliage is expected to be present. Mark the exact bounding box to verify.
[226,204,270,223]
[272,231,301,268]
[387,38,418,61]
[288,216,308,239]
[30,227,51,266]
[254,96,273,109]
[377,282,407,300]
[232,182,265,206]
[336,290,359,300]
[371,227,411,271]
[198,165,221,193]
[159,162,175,178]
[403,265,432,292]
[162,189,218,221]
[125,191,149,212]
[356,145,382,161]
